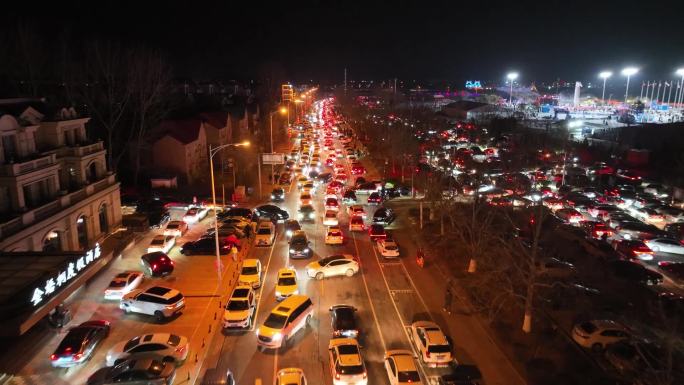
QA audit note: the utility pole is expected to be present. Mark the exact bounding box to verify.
[344,68,347,94]
[394,78,397,95]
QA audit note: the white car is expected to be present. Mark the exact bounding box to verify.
[239,259,262,288]
[410,321,452,367]
[572,319,630,351]
[306,254,359,280]
[384,350,422,385]
[254,222,276,246]
[104,271,144,300]
[377,238,400,258]
[182,207,207,224]
[276,368,307,385]
[300,193,313,206]
[275,268,299,301]
[105,333,189,366]
[347,205,366,219]
[349,215,365,232]
[120,286,185,322]
[323,210,339,226]
[223,285,256,328]
[644,238,684,254]
[146,235,175,254]
[163,221,188,237]
[325,226,344,245]
[328,338,368,385]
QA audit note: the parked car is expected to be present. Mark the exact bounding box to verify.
[104,271,144,300]
[163,221,188,237]
[609,260,663,285]
[644,237,684,254]
[613,239,654,261]
[571,319,630,351]
[384,350,422,385]
[105,333,189,366]
[140,252,174,277]
[51,320,111,367]
[255,205,289,221]
[410,321,452,367]
[120,286,185,322]
[223,286,256,328]
[181,238,232,255]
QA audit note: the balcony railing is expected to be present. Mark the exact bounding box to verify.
[0,153,57,177]
[59,141,104,157]
[0,173,118,241]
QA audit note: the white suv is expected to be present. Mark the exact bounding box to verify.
[120,286,185,322]
[410,321,452,367]
[105,333,189,366]
[223,286,256,328]
[255,221,276,246]
[328,338,368,385]
[238,259,262,288]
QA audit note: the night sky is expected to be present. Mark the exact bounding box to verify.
[4,0,684,83]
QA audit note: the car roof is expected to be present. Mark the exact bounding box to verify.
[145,286,178,298]
[277,368,303,383]
[278,268,296,277]
[231,286,252,298]
[243,258,259,267]
[588,319,626,330]
[388,351,416,370]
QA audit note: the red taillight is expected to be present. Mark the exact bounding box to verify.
[335,373,341,380]
[176,345,187,354]
[426,351,431,358]
[152,264,157,270]
[74,353,83,360]
[50,354,57,361]
[363,371,367,379]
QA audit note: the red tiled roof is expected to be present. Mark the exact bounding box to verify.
[158,118,202,144]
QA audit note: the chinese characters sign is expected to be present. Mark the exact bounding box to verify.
[30,244,101,307]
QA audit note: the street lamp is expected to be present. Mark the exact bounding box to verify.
[507,72,518,105]
[208,140,249,281]
[621,67,638,102]
[599,71,612,105]
[676,68,684,108]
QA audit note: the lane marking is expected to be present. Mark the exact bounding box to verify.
[252,234,279,331]
[351,231,387,351]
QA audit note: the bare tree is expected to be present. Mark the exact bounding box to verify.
[447,200,497,273]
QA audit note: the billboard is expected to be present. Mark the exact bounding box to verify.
[261,153,285,165]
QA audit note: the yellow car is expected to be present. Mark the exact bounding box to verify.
[275,268,299,301]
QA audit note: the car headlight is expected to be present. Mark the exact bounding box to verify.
[275,290,281,297]
[270,195,275,199]
[303,248,310,252]
[272,332,282,341]
[308,213,314,218]
[286,230,293,237]
[298,213,304,219]
[289,248,295,253]
[293,289,299,295]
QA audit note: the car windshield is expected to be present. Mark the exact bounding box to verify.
[227,300,249,311]
[109,280,126,288]
[242,266,258,275]
[167,224,179,229]
[151,239,164,245]
[329,231,342,236]
[257,228,271,235]
[385,244,398,250]
[427,344,451,353]
[291,236,307,245]
[263,313,288,329]
[398,371,421,382]
[278,277,296,286]
[319,256,342,266]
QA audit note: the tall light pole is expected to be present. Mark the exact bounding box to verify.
[621,67,638,102]
[269,107,288,185]
[507,72,518,106]
[209,141,249,281]
[599,71,612,105]
[676,68,684,108]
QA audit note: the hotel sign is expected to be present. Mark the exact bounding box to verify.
[30,244,101,307]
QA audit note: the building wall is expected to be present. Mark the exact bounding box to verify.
[152,136,188,179]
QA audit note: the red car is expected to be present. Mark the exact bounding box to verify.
[351,164,366,175]
[325,158,335,167]
[369,224,387,241]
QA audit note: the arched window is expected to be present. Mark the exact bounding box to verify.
[99,203,109,234]
[87,161,98,182]
[76,215,88,250]
[43,230,61,252]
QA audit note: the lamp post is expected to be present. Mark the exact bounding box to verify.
[621,67,638,102]
[599,71,612,105]
[269,107,288,185]
[507,72,518,106]
[209,141,249,281]
[676,68,684,108]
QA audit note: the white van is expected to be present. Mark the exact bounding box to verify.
[257,295,313,349]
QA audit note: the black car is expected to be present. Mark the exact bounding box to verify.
[201,369,236,385]
[373,207,396,226]
[298,204,316,222]
[342,189,358,204]
[367,192,383,205]
[51,320,111,368]
[255,204,289,221]
[148,210,171,229]
[330,305,359,338]
[181,238,231,256]
[87,359,175,385]
[289,230,312,258]
[217,207,254,221]
[609,260,663,285]
[141,252,174,276]
[270,188,285,202]
[439,365,482,385]
[318,172,333,183]
[284,219,301,239]
[664,222,684,241]
[354,177,367,187]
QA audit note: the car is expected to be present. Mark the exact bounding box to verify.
[271,188,286,202]
[279,173,292,185]
[105,333,189,366]
[163,221,188,237]
[384,350,422,385]
[296,175,309,188]
[289,230,312,258]
[608,260,663,285]
[644,237,684,254]
[556,208,583,224]
[285,219,302,239]
[300,192,313,206]
[536,257,576,279]
[255,221,276,246]
[369,224,387,241]
[86,359,176,385]
[343,189,358,204]
[613,239,654,261]
[323,210,339,226]
[318,172,333,183]
[657,261,684,284]
[182,207,208,224]
[616,169,642,182]
[373,207,396,226]
[257,295,314,349]
[181,237,232,255]
[328,338,368,385]
[349,215,365,232]
[275,268,299,301]
[275,368,307,385]
[351,164,366,175]
[256,205,289,221]
[347,205,366,219]
[298,204,316,222]
[325,226,344,245]
[140,252,174,277]
[377,238,400,258]
[302,181,316,193]
[571,319,630,351]
[50,320,111,367]
[120,286,185,322]
[330,305,359,338]
[218,207,254,222]
[325,197,340,211]
[147,235,175,254]
[367,192,383,205]
[306,254,359,280]
[580,221,614,239]
[238,259,262,288]
[604,340,668,377]
[223,286,256,328]
[410,321,452,367]
[632,207,665,224]
[105,271,144,300]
